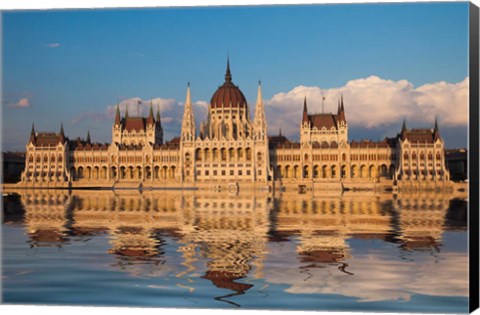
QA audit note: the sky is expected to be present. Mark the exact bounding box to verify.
[1,1,470,151]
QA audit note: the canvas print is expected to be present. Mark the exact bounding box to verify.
[1,1,477,313]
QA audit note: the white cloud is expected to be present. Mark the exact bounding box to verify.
[264,76,469,136]
[46,43,60,48]
[70,76,468,145]
[8,97,31,108]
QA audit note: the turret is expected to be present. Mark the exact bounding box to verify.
[29,123,36,144]
[337,94,346,122]
[253,80,267,140]
[86,130,91,144]
[181,82,196,142]
[147,102,155,125]
[114,103,121,126]
[59,123,65,143]
[433,116,441,141]
[302,96,309,125]
[156,105,161,126]
[401,119,407,140]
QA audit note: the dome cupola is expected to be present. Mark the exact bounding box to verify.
[210,56,247,109]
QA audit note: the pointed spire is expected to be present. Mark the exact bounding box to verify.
[115,103,121,125]
[86,130,91,143]
[225,52,232,83]
[337,98,341,114]
[400,118,407,140]
[338,93,346,122]
[59,123,65,143]
[147,101,155,125]
[156,104,161,124]
[302,95,309,124]
[186,82,191,105]
[256,80,262,104]
[279,127,282,137]
[125,105,129,119]
[29,123,36,144]
[433,116,441,141]
[254,80,267,139]
[181,82,196,141]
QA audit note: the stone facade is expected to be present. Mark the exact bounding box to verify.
[19,59,451,191]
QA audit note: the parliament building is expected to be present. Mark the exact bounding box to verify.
[19,59,451,192]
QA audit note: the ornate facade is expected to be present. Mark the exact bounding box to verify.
[19,58,451,191]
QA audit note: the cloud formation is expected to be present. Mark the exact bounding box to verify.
[46,43,61,48]
[71,76,468,146]
[264,76,469,137]
[8,97,31,108]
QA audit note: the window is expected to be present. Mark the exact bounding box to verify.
[247,170,251,176]
[222,170,226,176]
[238,170,242,176]
[230,170,234,176]
[205,170,209,176]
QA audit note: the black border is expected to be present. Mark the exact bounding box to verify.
[469,1,479,313]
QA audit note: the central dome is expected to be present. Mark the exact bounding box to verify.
[210,58,247,109]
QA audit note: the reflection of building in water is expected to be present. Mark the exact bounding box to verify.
[273,194,396,264]
[177,193,272,296]
[20,190,72,247]
[14,189,466,303]
[394,195,450,251]
[70,191,184,261]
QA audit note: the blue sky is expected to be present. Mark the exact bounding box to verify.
[2,2,470,150]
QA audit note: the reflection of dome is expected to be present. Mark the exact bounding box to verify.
[210,58,247,109]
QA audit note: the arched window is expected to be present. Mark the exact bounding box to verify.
[246,148,252,161]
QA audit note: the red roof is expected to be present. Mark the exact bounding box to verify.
[124,117,146,132]
[403,129,435,143]
[309,113,339,130]
[35,133,62,146]
[210,81,247,109]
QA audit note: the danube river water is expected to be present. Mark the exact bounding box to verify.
[2,190,469,312]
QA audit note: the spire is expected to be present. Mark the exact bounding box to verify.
[254,80,267,139]
[433,116,441,141]
[302,95,309,124]
[401,118,407,140]
[256,80,262,104]
[181,82,196,142]
[279,127,282,137]
[225,53,232,83]
[401,118,407,133]
[156,104,162,126]
[58,123,65,143]
[29,123,36,144]
[115,103,121,125]
[147,102,155,125]
[338,93,346,122]
[186,82,191,105]
[86,130,91,144]
[125,105,129,119]
[337,98,341,114]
